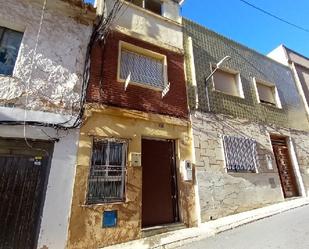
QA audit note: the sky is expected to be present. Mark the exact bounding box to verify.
[85,0,309,57]
[181,0,309,57]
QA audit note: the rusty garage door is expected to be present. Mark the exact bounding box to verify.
[271,136,299,198]
[142,139,179,228]
[0,139,53,249]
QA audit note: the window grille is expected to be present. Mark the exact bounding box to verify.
[120,49,165,89]
[222,135,258,173]
[0,27,23,76]
[87,138,127,204]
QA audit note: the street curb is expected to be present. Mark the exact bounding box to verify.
[101,197,309,249]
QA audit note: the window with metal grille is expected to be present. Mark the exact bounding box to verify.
[0,27,23,76]
[87,138,127,204]
[222,135,258,173]
[119,43,166,90]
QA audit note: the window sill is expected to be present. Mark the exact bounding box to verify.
[118,79,164,92]
[228,171,258,174]
[0,73,13,77]
[81,201,126,208]
[260,102,282,110]
[212,89,245,99]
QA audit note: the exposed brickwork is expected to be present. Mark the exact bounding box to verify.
[87,31,189,119]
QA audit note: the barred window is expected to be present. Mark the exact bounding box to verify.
[119,42,166,89]
[0,27,23,76]
[222,135,258,173]
[87,138,127,204]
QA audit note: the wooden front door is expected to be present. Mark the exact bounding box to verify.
[142,139,179,228]
[0,140,52,249]
[271,136,299,198]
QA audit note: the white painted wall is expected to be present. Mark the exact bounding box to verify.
[0,125,79,249]
[0,0,92,117]
[267,45,289,66]
[0,1,94,248]
[104,0,183,50]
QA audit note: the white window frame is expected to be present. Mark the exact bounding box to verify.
[124,0,163,16]
[86,137,128,204]
[117,41,168,91]
[253,77,282,109]
[210,64,245,99]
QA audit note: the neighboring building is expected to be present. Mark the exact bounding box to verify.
[0,1,95,249]
[67,1,197,249]
[268,45,309,118]
[183,19,309,223]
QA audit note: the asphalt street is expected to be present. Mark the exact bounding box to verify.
[177,205,309,249]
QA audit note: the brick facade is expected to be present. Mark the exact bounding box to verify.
[87,31,189,119]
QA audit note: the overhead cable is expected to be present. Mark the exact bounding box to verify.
[239,0,309,33]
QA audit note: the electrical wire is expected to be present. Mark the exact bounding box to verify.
[239,0,309,33]
[23,0,48,152]
[0,0,125,134]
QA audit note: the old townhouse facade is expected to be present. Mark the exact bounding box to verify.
[67,1,197,248]
[268,45,309,120]
[183,19,309,223]
[0,1,95,249]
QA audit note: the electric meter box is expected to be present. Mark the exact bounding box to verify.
[131,153,141,167]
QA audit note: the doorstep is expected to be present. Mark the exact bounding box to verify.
[101,197,309,249]
[142,223,186,238]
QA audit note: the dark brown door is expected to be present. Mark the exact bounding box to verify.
[271,136,299,198]
[0,143,51,249]
[142,139,179,228]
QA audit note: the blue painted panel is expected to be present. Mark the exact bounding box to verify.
[102,210,117,228]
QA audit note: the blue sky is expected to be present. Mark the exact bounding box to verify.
[182,0,309,56]
[85,0,309,57]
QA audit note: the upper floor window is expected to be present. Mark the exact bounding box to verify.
[125,0,162,15]
[118,41,167,90]
[87,138,127,204]
[254,78,282,108]
[0,27,23,76]
[222,135,258,173]
[212,68,244,98]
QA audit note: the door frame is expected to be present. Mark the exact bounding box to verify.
[269,134,305,198]
[0,138,54,249]
[141,137,180,227]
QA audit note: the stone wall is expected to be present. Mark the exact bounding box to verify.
[0,0,93,116]
[192,111,309,222]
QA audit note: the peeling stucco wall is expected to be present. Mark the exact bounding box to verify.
[0,0,93,117]
[67,105,197,249]
[192,111,309,222]
[102,0,183,52]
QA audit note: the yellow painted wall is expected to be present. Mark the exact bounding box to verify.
[67,105,197,249]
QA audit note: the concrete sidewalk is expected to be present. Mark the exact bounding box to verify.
[102,197,309,249]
